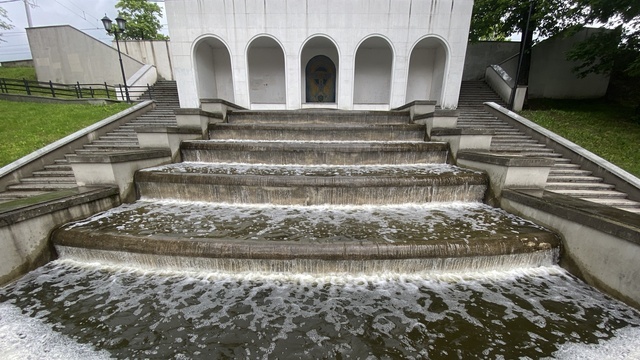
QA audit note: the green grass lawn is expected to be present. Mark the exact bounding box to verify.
[521,99,640,178]
[0,66,37,80]
[0,100,131,167]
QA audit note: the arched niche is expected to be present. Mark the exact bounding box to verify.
[300,36,339,104]
[353,36,393,104]
[194,37,234,102]
[247,36,286,105]
[405,37,448,105]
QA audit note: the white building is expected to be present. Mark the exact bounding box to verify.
[165,0,474,111]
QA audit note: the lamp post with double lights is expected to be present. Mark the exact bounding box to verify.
[101,15,131,103]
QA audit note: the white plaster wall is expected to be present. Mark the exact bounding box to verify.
[165,0,473,110]
[406,48,436,102]
[247,45,287,105]
[195,43,218,98]
[120,40,174,80]
[353,43,393,104]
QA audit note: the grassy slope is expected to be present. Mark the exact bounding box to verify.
[0,66,37,80]
[521,99,640,178]
[0,100,131,167]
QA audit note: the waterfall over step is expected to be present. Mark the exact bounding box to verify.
[52,109,560,274]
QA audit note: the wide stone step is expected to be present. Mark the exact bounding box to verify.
[181,140,450,166]
[53,201,559,267]
[209,124,426,142]
[135,163,487,205]
[227,110,411,125]
[44,164,72,171]
[83,144,140,150]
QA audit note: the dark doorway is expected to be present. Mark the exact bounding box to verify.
[305,55,336,102]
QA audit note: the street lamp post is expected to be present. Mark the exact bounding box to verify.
[101,15,131,103]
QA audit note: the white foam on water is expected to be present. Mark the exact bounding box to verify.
[0,303,113,360]
[549,326,640,360]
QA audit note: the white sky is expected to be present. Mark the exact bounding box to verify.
[0,0,168,62]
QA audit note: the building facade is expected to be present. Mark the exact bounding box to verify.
[166,0,474,110]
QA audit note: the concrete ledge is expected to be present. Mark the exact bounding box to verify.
[457,151,554,202]
[501,189,640,309]
[414,109,459,133]
[67,149,172,201]
[485,102,640,202]
[136,126,203,161]
[392,100,437,120]
[430,130,494,160]
[0,186,120,285]
[0,100,154,192]
[175,108,224,134]
[200,98,247,119]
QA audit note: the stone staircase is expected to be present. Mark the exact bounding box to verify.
[53,109,559,272]
[457,81,640,214]
[0,81,179,204]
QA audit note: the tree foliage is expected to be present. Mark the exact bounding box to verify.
[116,0,168,40]
[470,0,640,76]
[0,6,14,43]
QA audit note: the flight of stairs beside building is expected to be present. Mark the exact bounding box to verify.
[457,81,640,214]
[0,81,179,204]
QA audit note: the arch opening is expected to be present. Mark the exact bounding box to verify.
[405,37,448,105]
[247,37,286,105]
[194,37,234,102]
[300,37,339,104]
[353,37,393,105]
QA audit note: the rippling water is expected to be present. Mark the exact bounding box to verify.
[1,261,639,359]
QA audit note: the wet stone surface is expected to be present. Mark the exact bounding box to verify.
[140,162,481,178]
[60,201,551,245]
[1,262,639,359]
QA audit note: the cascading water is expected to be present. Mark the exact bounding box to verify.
[1,110,638,358]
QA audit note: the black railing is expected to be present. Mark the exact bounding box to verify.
[0,77,154,101]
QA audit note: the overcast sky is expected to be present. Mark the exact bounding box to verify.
[0,0,168,62]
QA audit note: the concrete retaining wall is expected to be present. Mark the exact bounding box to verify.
[463,41,519,81]
[501,189,640,309]
[26,25,145,85]
[0,186,120,285]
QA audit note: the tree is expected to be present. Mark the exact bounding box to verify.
[0,6,14,43]
[470,0,640,77]
[116,0,168,40]
[568,0,640,77]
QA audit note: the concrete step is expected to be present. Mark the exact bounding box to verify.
[7,182,78,191]
[227,110,411,125]
[546,175,603,183]
[181,140,450,165]
[44,164,72,171]
[550,189,627,198]
[31,170,75,177]
[581,198,640,208]
[83,144,140,150]
[548,169,592,176]
[20,176,76,184]
[209,123,426,142]
[0,190,50,199]
[546,182,615,191]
